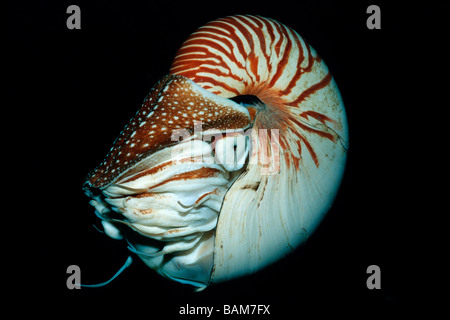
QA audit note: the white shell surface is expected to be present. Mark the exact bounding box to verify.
[212,79,348,281]
[171,15,349,283]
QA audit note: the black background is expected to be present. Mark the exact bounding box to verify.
[8,0,443,315]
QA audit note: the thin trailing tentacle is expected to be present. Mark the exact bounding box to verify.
[77,256,133,288]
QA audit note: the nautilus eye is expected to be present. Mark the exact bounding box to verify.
[84,14,348,289]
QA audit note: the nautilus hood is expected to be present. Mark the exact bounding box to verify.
[85,75,252,189]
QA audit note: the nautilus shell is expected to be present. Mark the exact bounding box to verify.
[84,15,348,289]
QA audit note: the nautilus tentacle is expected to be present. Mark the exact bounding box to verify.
[84,15,348,288]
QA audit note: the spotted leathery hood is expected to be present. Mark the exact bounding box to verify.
[86,74,251,189]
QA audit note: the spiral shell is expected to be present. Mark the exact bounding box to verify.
[84,15,348,288]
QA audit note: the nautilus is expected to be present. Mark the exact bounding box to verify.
[84,15,348,289]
